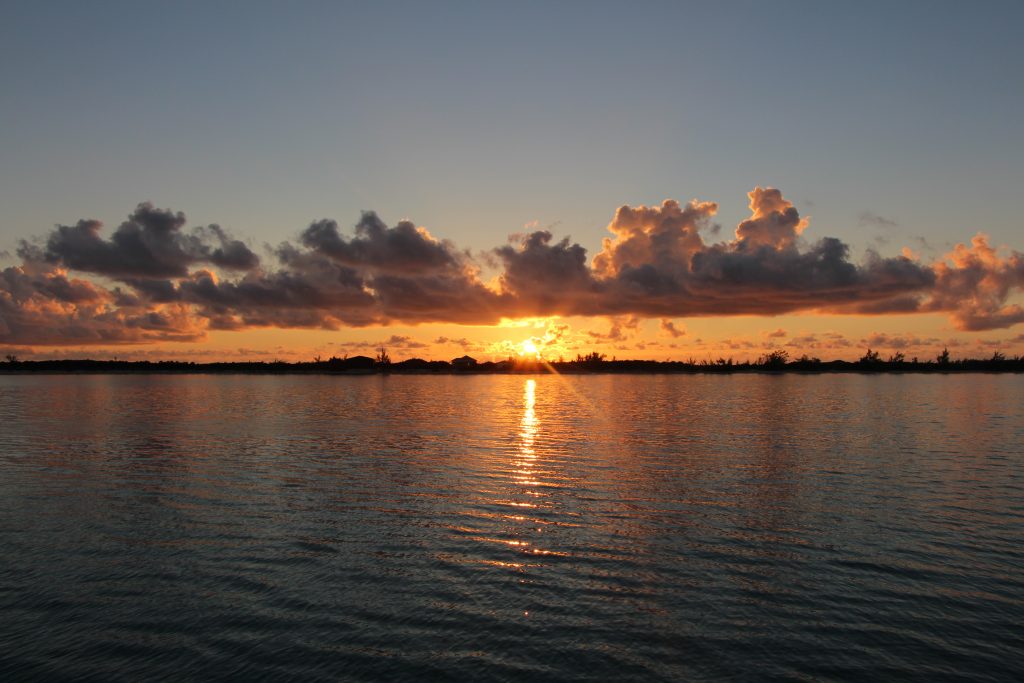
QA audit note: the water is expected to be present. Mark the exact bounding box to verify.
[1,373,1022,681]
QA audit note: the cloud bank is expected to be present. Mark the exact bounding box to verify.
[3,188,1022,345]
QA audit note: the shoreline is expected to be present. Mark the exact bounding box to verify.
[2,360,1022,376]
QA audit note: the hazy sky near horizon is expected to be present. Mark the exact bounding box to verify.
[2,1,1023,360]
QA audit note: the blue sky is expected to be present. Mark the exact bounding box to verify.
[2,1,1021,257]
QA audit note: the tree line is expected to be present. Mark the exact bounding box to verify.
[1,347,1021,374]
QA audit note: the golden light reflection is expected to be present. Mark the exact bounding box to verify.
[516,378,541,496]
[519,378,537,458]
[469,377,575,575]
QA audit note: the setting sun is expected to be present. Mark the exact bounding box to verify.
[519,339,540,357]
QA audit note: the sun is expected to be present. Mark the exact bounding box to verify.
[519,339,540,357]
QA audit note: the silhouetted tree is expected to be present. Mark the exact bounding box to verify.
[888,351,905,364]
[937,347,951,366]
[758,349,789,368]
[859,348,881,365]
[4,354,17,363]
[375,347,392,368]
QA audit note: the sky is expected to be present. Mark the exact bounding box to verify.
[1,1,1023,362]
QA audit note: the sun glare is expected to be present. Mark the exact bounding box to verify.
[519,339,539,357]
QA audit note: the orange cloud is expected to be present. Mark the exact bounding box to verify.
[4,189,1024,347]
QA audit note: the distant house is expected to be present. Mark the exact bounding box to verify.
[451,355,478,371]
[395,358,452,373]
[395,357,431,371]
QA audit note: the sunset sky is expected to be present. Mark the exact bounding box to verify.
[2,1,1022,362]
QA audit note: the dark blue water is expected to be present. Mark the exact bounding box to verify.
[1,374,1022,680]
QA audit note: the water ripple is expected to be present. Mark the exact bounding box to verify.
[1,373,1022,680]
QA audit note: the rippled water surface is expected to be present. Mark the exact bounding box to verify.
[1,373,1022,680]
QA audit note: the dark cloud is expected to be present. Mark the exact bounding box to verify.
[370,270,506,325]
[202,224,262,271]
[301,212,458,273]
[496,231,595,316]
[34,203,259,278]
[3,189,1024,346]
[177,251,379,329]
[146,231,506,330]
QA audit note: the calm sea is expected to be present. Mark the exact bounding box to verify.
[1,374,1022,681]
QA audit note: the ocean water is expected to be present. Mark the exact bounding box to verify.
[0,373,1022,681]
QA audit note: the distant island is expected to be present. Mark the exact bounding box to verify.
[1,349,1021,374]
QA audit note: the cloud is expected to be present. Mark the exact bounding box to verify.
[660,319,686,338]
[862,332,939,350]
[496,188,937,319]
[295,213,509,325]
[923,234,1024,330]
[854,332,990,357]
[434,336,475,349]
[592,198,719,277]
[587,315,639,341]
[3,188,1024,346]
[28,203,259,279]
[176,254,379,329]
[300,212,458,274]
[382,334,429,349]
[834,233,1024,330]
[344,334,429,350]
[785,334,818,347]
[495,230,594,316]
[0,262,205,345]
[858,211,899,228]
[734,187,808,249]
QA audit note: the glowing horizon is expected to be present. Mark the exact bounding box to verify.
[2,188,1022,363]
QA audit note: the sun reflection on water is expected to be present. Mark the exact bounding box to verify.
[515,379,545,493]
[519,378,537,458]
[461,378,574,577]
